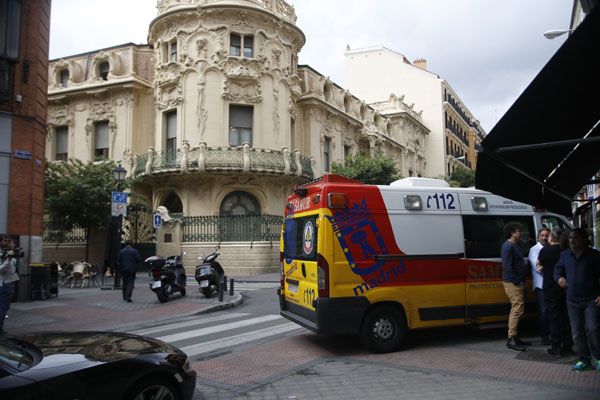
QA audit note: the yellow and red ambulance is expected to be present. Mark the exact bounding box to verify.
[278,174,572,352]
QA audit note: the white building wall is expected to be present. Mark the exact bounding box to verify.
[345,47,445,177]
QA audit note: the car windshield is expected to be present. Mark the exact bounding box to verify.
[0,339,36,372]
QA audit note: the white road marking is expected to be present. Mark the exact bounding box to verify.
[181,322,302,356]
[130,313,250,336]
[156,314,283,342]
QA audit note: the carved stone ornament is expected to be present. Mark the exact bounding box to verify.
[84,95,117,152]
[222,79,262,104]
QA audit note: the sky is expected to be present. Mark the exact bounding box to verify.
[49,0,573,132]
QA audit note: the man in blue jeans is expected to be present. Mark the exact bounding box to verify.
[554,228,600,371]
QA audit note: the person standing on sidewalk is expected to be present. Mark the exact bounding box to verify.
[529,227,551,345]
[502,222,531,351]
[554,228,600,372]
[538,230,573,356]
[0,250,19,336]
[116,241,141,303]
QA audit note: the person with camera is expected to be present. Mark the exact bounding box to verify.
[0,249,19,336]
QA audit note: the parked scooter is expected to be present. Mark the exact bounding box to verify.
[145,252,187,303]
[194,246,224,298]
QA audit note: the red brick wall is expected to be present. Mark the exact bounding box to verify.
[6,0,51,237]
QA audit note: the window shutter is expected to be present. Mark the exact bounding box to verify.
[95,121,109,149]
[166,111,177,139]
[230,105,252,128]
[56,126,68,154]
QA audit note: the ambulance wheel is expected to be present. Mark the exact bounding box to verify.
[360,304,406,353]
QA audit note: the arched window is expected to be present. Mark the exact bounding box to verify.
[163,192,183,214]
[323,83,332,101]
[99,61,109,80]
[220,191,260,216]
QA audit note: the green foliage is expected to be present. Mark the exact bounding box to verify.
[332,153,401,185]
[448,167,476,188]
[44,159,135,237]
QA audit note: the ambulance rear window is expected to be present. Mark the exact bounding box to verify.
[283,215,318,261]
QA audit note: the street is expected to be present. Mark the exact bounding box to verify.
[7,275,598,399]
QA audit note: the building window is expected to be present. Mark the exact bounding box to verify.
[0,0,21,60]
[290,117,296,150]
[229,105,253,146]
[344,144,351,160]
[230,34,254,58]
[99,61,109,81]
[0,60,10,102]
[220,191,260,216]
[55,126,68,161]
[59,69,69,87]
[94,121,109,160]
[323,137,331,172]
[169,41,177,62]
[162,39,177,63]
[165,110,177,161]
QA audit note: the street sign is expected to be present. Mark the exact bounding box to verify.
[111,191,128,217]
[153,213,162,228]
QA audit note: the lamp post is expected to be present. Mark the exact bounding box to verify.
[543,29,573,39]
[111,163,127,289]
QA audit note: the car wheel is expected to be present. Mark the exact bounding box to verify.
[128,377,180,400]
[360,304,407,353]
[201,288,213,298]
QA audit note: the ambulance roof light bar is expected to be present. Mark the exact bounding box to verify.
[391,177,450,188]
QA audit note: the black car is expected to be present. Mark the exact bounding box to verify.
[0,331,196,400]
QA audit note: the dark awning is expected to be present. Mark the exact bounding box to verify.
[476,5,600,216]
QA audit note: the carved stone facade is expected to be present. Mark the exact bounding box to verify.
[45,0,428,271]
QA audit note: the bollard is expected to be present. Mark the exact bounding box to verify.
[223,275,228,291]
[218,281,225,302]
[229,278,234,296]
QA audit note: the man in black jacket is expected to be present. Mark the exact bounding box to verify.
[116,241,142,302]
[538,230,572,356]
[554,228,600,372]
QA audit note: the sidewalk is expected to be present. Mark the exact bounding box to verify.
[4,273,242,335]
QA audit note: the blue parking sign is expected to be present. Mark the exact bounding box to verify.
[112,192,128,204]
[153,213,162,228]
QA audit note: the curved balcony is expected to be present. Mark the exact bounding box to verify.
[133,145,314,180]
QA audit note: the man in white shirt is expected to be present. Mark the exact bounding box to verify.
[528,227,550,345]
[0,249,20,336]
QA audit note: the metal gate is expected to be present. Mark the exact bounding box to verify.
[123,200,155,271]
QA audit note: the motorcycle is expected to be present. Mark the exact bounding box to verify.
[145,252,187,303]
[194,246,225,298]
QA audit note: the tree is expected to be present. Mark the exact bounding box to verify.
[448,167,476,188]
[45,159,133,261]
[332,153,400,185]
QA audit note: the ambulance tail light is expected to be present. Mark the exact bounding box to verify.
[471,196,489,211]
[328,193,348,209]
[317,254,329,298]
[279,252,284,289]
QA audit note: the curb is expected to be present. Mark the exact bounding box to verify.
[195,292,244,314]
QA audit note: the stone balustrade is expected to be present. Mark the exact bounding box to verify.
[133,143,314,179]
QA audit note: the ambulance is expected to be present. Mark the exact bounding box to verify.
[278,174,572,353]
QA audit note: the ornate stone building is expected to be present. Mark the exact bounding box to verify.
[45,0,428,272]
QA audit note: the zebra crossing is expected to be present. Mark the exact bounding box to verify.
[128,311,304,358]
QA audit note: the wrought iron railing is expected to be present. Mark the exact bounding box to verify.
[182,214,282,243]
[134,146,314,179]
[43,221,87,245]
